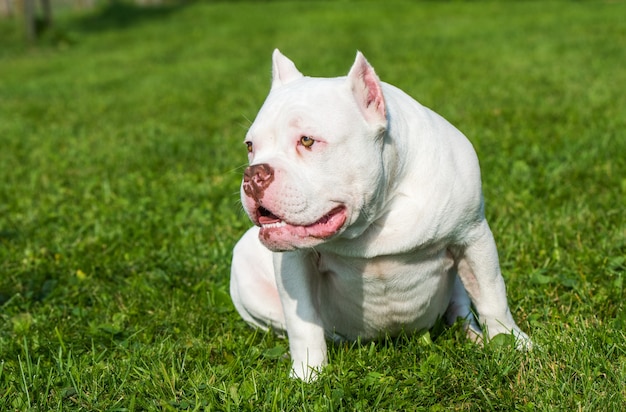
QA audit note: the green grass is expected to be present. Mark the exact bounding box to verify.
[1,0,625,410]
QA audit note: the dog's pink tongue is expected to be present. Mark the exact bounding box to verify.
[258,207,282,225]
[304,207,346,238]
[259,215,281,225]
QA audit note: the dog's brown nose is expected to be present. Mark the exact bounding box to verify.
[243,163,274,199]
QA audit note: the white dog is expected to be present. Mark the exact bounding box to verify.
[231,50,529,381]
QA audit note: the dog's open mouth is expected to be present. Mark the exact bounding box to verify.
[256,205,347,240]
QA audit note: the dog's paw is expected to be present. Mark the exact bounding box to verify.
[512,328,533,351]
[486,328,532,351]
[290,362,323,382]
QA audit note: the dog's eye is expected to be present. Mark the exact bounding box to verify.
[300,136,315,148]
[246,141,253,153]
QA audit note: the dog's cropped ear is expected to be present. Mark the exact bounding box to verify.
[271,49,303,89]
[347,51,387,128]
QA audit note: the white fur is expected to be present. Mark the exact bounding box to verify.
[231,50,530,381]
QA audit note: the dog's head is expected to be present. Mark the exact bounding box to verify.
[241,50,389,251]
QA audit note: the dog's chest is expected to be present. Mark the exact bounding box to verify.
[315,248,456,339]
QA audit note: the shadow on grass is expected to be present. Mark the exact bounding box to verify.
[72,0,192,32]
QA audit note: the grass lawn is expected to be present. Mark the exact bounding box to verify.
[1,0,625,410]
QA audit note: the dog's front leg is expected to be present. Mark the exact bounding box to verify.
[273,251,327,381]
[458,221,531,348]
